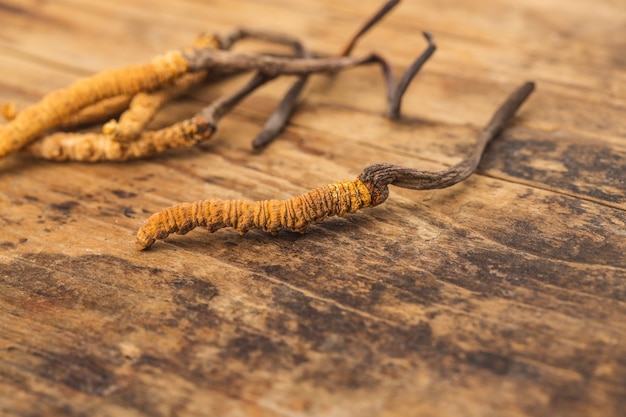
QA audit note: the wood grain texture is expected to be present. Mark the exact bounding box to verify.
[0,0,624,416]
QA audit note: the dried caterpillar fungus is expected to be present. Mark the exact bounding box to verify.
[23,71,276,161]
[0,34,221,158]
[136,81,535,250]
[136,179,372,250]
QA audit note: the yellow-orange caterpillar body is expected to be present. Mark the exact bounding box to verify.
[20,71,211,161]
[136,178,372,250]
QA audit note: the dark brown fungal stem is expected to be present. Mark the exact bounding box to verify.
[216,28,312,149]
[387,32,436,119]
[197,72,274,125]
[185,28,418,88]
[184,48,384,79]
[252,75,310,149]
[217,28,307,55]
[136,81,535,250]
[338,1,436,122]
[245,31,433,139]
[359,81,536,205]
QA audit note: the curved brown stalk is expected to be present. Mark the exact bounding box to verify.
[252,0,406,149]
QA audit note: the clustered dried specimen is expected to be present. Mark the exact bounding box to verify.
[0,0,434,161]
[136,82,535,250]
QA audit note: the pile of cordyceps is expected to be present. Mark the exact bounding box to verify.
[0,0,534,250]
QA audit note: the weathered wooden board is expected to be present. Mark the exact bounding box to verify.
[1,0,625,416]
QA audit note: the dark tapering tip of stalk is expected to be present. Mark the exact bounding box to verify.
[252,74,309,150]
[387,32,436,119]
[339,0,401,57]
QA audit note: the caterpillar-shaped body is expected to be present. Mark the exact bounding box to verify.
[136,178,372,250]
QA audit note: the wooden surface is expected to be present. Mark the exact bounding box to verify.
[1,0,625,416]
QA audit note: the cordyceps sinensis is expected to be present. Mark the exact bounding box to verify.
[136,81,535,250]
[1,0,436,161]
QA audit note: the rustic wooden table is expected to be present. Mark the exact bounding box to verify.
[1,0,624,416]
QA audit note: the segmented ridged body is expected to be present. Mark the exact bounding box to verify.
[136,178,372,249]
